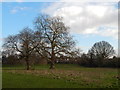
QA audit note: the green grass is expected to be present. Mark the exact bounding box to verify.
[3,72,81,88]
[2,64,120,88]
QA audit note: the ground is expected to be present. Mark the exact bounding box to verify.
[2,64,120,88]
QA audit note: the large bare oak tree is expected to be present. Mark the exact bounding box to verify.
[34,15,75,69]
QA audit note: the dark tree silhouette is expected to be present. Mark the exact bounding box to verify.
[88,41,115,66]
[3,27,37,70]
[34,14,75,69]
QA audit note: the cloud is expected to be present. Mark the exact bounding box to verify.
[0,0,119,2]
[42,2,118,39]
[0,0,3,2]
[15,0,24,2]
[0,38,5,44]
[0,38,4,41]
[10,7,29,14]
[98,27,118,39]
[60,0,119,2]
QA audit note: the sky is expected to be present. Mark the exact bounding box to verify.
[1,0,119,55]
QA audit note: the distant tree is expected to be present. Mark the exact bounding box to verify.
[88,41,115,66]
[34,14,75,69]
[3,27,37,70]
[79,53,89,66]
[88,41,115,59]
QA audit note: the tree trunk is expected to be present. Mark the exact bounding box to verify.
[49,45,55,69]
[50,59,55,69]
[49,60,55,69]
[26,57,30,70]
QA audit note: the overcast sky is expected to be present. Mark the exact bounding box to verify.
[1,0,118,54]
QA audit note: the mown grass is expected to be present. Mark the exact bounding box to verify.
[2,64,120,88]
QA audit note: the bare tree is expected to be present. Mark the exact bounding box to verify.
[3,27,37,70]
[34,14,75,69]
[88,41,115,60]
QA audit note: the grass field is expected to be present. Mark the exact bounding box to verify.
[2,64,120,88]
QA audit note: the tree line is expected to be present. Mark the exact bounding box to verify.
[2,14,119,70]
